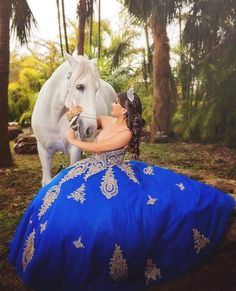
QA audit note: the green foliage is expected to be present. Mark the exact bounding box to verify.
[172,0,236,147]
[10,0,37,45]
[9,41,63,123]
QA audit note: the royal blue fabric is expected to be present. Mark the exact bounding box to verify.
[8,149,235,291]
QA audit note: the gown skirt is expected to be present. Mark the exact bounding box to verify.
[8,149,235,291]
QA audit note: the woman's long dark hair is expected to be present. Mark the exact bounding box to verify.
[118,91,145,159]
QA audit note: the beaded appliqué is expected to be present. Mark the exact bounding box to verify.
[118,162,140,184]
[28,213,33,225]
[67,183,86,204]
[109,244,128,281]
[145,259,161,284]
[38,149,126,218]
[176,183,185,191]
[22,229,36,271]
[40,221,47,233]
[38,185,61,220]
[147,195,158,205]
[143,166,154,175]
[61,161,89,184]
[84,160,105,181]
[193,228,210,254]
[73,236,85,249]
[100,167,118,199]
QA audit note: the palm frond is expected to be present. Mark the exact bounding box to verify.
[11,0,37,45]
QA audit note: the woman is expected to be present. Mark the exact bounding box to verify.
[9,89,235,291]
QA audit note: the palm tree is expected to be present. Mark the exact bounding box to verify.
[88,0,94,57]
[123,0,185,140]
[180,0,236,144]
[0,0,36,168]
[77,0,87,55]
[56,0,64,57]
[61,0,69,53]
[98,0,101,58]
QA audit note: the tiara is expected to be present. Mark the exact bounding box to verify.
[127,86,135,102]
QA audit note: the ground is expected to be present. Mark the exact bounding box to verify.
[0,142,236,291]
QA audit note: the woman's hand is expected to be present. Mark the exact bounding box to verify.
[67,128,77,144]
[66,106,83,121]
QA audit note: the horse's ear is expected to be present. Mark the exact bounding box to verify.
[65,52,78,69]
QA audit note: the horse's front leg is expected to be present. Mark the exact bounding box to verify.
[37,142,53,186]
[68,144,82,165]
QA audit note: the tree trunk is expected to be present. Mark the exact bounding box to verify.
[89,0,93,57]
[77,0,87,55]
[61,0,69,53]
[151,20,172,141]
[144,21,152,78]
[0,0,13,167]
[56,0,64,57]
[98,0,101,58]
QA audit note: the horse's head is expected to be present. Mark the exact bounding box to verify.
[65,53,99,139]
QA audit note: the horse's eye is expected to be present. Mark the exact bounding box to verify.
[76,84,85,91]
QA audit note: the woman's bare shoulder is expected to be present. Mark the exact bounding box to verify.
[97,116,115,128]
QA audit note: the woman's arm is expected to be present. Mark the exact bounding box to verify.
[67,128,131,153]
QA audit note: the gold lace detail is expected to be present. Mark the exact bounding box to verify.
[40,221,47,233]
[143,166,154,175]
[38,149,126,218]
[176,182,185,191]
[73,236,85,249]
[61,161,89,184]
[193,228,210,254]
[84,160,105,180]
[38,185,61,220]
[118,162,139,184]
[22,229,36,271]
[67,183,86,203]
[147,195,158,205]
[109,244,128,281]
[100,167,118,199]
[145,259,161,284]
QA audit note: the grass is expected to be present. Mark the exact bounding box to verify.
[0,141,236,290]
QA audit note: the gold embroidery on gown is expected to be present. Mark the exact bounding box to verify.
[22,229,36,271]
[192,228,210,254]
[40,221,47,233]
[147,195,158,205]
[84,160,105,181]
[143,166,154,175]
[38,149,126,218]
[109,244,128,281]
[100,167,118,199]
[61,161,89,184]
[144,259,161,283]
[38,185,61,220]
[118,162,140,184]
[175,183,185,191]
[73,236,85,249]
[67,183,86,203]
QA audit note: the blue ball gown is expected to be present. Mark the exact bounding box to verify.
[8,148,235,291]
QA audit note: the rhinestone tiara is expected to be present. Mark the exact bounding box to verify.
[127,86,135,102]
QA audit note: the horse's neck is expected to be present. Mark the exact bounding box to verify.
[49,61,71,106]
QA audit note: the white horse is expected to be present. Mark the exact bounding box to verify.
[32,53,116,185]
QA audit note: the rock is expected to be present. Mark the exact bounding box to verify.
[8,126,23,141]
[8,121,19,127]
[13,134,38,154]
